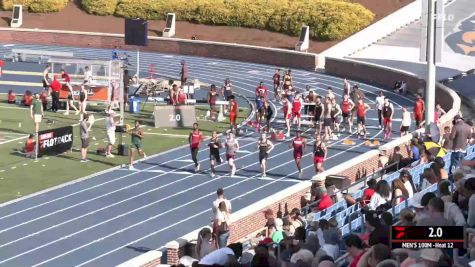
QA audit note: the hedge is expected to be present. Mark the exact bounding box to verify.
[113,0,374,41]
[1,0,68,12]
[81,0,117,15]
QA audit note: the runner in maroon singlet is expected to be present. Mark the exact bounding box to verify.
[188,123,204,172]
[341,94,355,133]
[273,69,281,101]
[289,130,307,176]
[313,134,327,174]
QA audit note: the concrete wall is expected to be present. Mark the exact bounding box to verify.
[0,28,318,71]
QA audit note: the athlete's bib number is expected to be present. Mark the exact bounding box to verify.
[169,114,181,121]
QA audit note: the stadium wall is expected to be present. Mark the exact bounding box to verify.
[0,28,318,71]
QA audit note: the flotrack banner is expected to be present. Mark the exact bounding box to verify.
[37,126,73,157]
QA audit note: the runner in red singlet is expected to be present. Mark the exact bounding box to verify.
[273,69,281,101]
[414,94,425,129]
[289,130,307,175]
[313,134,327,174]
[188,123,204,173]
[292,93,302,130]
[356,99,370,139]
[283,98,292,137]
[228,95,238,130]
[256,81,268,99]
[341,94,355,133]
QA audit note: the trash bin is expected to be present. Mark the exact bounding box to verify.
[129,97,141,113]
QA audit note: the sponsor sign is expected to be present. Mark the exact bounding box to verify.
[37,126,73,156]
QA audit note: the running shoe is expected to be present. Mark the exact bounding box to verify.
[196,163,201,172]
[128,165,136,170]
[106,153,115,158]
[80,159,89,163]
[210,172,216,178]
[298,170,302,178]
[64,112,69,115]
[75,110,80,115]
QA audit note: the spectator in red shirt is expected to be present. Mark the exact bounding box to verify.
[345,234,365,267]
[23,134,36,158]
[50,75,61,112]
[414,94,425,129]
[344,178,376,207]
[0,59,4,77]
[315,187,334,211]
[7,89,16,104]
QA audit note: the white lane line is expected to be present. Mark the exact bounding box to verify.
[0,132,258,231]
[72,129,382,267]
[0,128,315,263]
[0,130,254,221]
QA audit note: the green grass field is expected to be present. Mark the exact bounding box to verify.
[0,96,249,203]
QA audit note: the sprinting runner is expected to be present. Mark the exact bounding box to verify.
[343,78,351,96]
[331,98,342,138]
[400,107,411,136]
[313,134,327,174]
[258,133,274,178]
[209,131,223,178]
[292,93,302,130]
[79,85,88,121]
[289,130,307,175]
[282,69,293,91]
[414,94,425,129]
[225,133,240,176]
[375,91,385,129]
[208,84,218,120]
[129,120,146,170]
[256,81,268,99]
[314,96,324,134]
[322,97,333,141]
[61,69,79,115]
[341,94,355,133]
[222,78,233,112]
[189,122,204,173]
[264,100,273,132]
[382,97,394,140]
[273,69,281,101]
[356,99,371,139]
[283,97,292,137]
[229,95,238,130]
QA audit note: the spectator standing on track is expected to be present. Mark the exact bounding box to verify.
[289,130,307,176]
[343,78,351,96]
[382,97,394,140]
[129,120,146,170]
[341,94,354,134]
[105,110,117,158]
[228,95,238,130]
[356,99,370,139]
[222,78,233,112]
[315,96,324,134]
[350,85,364,127]
[331,98,342,138]
[323,97,333,142]
[180,60,188,85]
[213,188,232,217]
[449,114,472,174]
[283,97,292,137]
[258,133,274,178]
[414,94,425,129]
[375,91,385,129]
[30,93,43,133]
[61,69,79,115]
[273,69,281,101]
[189,123,203,173]
[292,93,302,130]
[208,84,218,120]
[123,69,131,105]
[264,101,273,132]
[79,113,91,162]
[42,65,51,92]
[209,131,222,178]
[225,133,239,177]
[400,106,411,136]
[49,76,61,112]
[313,134,327,174]
[305,90,316,116]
